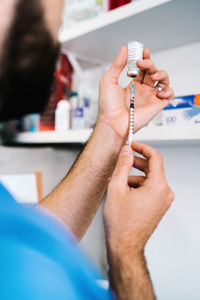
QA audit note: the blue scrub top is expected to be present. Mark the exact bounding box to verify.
[0,183,114,300]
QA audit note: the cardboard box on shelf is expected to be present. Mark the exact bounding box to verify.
[0,172,43,204]
[163,94,200,126]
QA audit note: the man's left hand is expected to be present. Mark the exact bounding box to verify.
[98,46,174,141]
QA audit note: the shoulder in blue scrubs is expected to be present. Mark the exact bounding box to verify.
[0,183,114,300]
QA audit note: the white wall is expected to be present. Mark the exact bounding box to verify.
[146,143,200,300]
[151,41,200,97]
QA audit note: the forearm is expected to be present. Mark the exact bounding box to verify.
[40,121,124,239]
[108,248,155,300]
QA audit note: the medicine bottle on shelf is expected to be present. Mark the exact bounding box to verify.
[55,100,70,131]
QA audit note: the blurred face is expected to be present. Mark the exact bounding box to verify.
[0,0,17,51]
[0,0,65,120]
[0,0,65,46]
[41,0,65,40]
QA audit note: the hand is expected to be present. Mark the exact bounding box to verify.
[104,142,174,255]
[98,47,174,141]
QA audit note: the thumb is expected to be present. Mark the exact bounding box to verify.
[112,145,134,186]
[104,46,128,84]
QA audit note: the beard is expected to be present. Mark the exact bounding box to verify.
[0,0,60,121]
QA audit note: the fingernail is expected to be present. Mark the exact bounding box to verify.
[120,145,133,156]
[138,60,144,65]
[154,73,159,79]
[159,89,166,95]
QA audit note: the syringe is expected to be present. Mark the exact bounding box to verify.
[128,82,135,146]
[126,41,143,146]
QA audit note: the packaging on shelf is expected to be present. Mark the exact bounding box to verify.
[108,0,131,10]
[78,71,96,129]
[69,92,77,129]
[148,94,200,127]
[17,114,40,132]
[148,111,163,127]
[26,114,40,132]
[62,0,102,29]
[72,66,102,129]
[55,100,70,131]
[96,0,103,9]
[163,94,200,126]
[39,87,57,131]
[40,53,73,131]
[70,92,85,130]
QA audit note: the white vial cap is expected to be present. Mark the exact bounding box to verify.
[57,100,70,111]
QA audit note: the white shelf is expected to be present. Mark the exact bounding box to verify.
[134,126,200,143]
[13,127,200,145]
[14,130,93,144]
[59,0,200,64]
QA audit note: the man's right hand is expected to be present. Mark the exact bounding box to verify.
[104,142,174,300]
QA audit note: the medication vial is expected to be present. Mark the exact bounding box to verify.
[127,41,144,77]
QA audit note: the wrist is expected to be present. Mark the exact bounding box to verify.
[94,120,124,155]
[81,118,125,182]
[107,244,155,300]
[106,238,144,264]
[96,117,127,146]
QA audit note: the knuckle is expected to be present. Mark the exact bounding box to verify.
[171,88,175,98]
[142,59,150,68]
[153,180,174,208]
[160,185,174,207]
[156,151,163,162]
[159,152,164,161]
[168,188,175,204]
[160,69,167,77]
[152,148,163,160]
[149,147,157,157]
[100,77,105,87]
[159,181,168,194]
[147,59,153,68]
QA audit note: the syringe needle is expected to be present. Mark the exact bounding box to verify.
[128,82,135,146]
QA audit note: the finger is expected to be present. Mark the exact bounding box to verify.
[136,48,151,83]
[151,70,170,87]
[103,46,128,84]
[137,59,158,76]
[111,145,134,186]
[133,156,148,174]
[131,142,165,179]
[157,87,175,100]
[137,59,158,86]
[128,175,146,188]
[143,48,151,60]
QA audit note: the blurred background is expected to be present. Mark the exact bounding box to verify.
[1,0,200,299]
